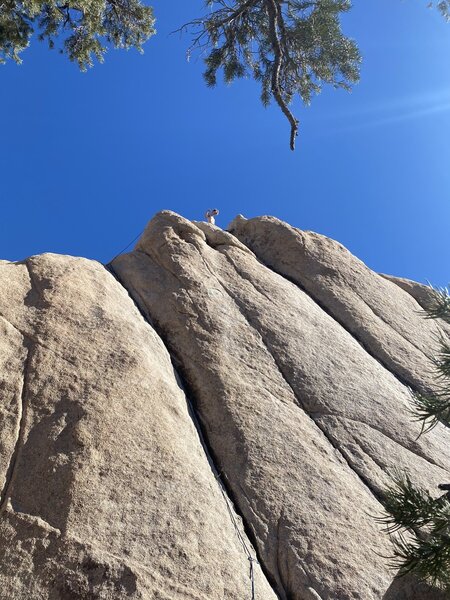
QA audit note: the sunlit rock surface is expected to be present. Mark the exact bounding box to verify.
[0,211,448,599]
[0,254,274,599]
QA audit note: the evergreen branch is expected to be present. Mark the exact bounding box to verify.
[172,0,257,46]
[379,473,450,590]
[433,334,450,381]
[409,387,450,433]
[265,0,299,149]
[389,530,450,589]
[422,286,450,324]
[378,472,439,533]
[177,0,360,150]
[0,0,155,69]
[206,0,257,28]
[380,279,450,591]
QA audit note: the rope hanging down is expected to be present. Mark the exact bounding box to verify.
[110,224,259,599]
[216,473,259,600]
[109,228,145,264]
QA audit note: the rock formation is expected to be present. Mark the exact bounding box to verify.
[0,211,448,599]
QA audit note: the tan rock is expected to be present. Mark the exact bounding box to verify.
[112,211,450,599]
[229,214,442,396]
[2,210,449,600]
[0,253,275,600]
[380,274,435,308]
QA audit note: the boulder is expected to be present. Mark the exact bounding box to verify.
[228,215,443,396]
[1,210,448,600]
[112,211,450,600]
[0,253,274,600]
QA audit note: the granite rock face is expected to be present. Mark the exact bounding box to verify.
[228,215,445,396]
[0,211,449,600]
[0,254,274,600]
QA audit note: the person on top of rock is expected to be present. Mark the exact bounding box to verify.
[205,208,219,225]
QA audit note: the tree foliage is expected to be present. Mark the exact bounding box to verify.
[180,0,360,149]
[0,1,448,148]
[379,287,450,591]
[0,0,155,69]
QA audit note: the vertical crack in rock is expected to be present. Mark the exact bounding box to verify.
[110,213,450,599]
[227,223,438,397]
[110,220,402,599]
[106,263,283,600]
[0,344,32,515]
[0,257,48,515]
[205,260,385,506]
[313,411,443,471]
[275,514,291,600]
[247,252,422,395]
[350,286,435,362]
[174,369,285,600]
[196,239,386,505]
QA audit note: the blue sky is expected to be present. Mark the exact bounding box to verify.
[0,0,449,285]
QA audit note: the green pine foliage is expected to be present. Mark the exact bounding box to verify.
[436,1,450,21]
[183,0,361,148]
[380,287,450,591]
[199,0,361,107]
[0,0,156,69]
[0,1,448,144]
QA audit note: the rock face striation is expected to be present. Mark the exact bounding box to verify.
[0,211,449,600]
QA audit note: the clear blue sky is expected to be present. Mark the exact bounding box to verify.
[1,0,449,285]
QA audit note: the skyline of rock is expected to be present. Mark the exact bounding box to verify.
[0,211,448,599]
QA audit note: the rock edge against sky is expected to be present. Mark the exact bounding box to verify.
[0,211,448,600]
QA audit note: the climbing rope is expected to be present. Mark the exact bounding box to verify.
[216,473,259,600]
[109,227,145,264]
[109,221,258,598]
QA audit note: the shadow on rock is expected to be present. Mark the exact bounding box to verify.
[383,572,449,600]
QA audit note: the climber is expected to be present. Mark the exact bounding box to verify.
[205,208,219,225]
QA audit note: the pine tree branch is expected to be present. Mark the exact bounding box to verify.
[265,0,299,150]
[209,0,257,29]
[173,0,257,40]
[423,286,450,324]
[380,282,450,590]
[173,1,359,150]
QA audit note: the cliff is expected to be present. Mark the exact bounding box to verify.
[0,211,448,599]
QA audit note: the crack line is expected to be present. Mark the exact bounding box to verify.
[228,242,434,398]
[212,245,448,476]
[199,252,386,506]
[351,285,436,364]
[106,261,283,600]
[0,344,32,515]
[313,412,448,473]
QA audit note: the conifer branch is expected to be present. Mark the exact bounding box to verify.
[265,0,298,149]
[381,285,450,591]
[177,1,360,150]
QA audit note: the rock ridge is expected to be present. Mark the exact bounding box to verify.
[113,211,450,600]
[0,211,448,599]
[0,252,274,599]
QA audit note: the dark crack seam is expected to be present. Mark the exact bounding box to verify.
[114,239,379,595]
[191,234,387,505]
[1,259,44,514]
[213,267,385,507]
[352,286,435,364]
[311,412,446,473]
[215,248,447,474]
[198,244,386,504]
[104,262,284,600]
[225,243,431,398]
[194,252,386,597]
[0,344,32,516]
[24,260,47,308]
